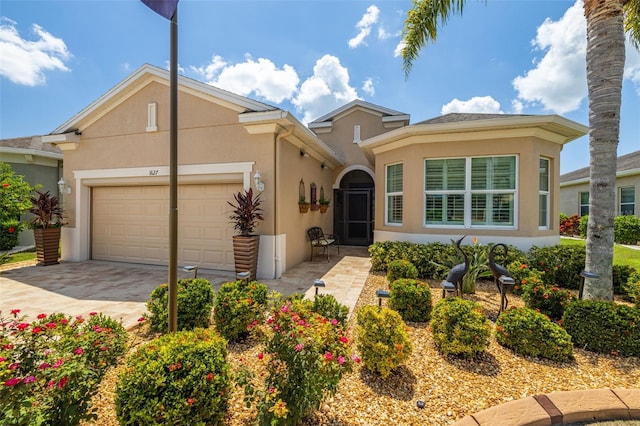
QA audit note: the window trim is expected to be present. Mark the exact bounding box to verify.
[385,162,403,226]
[619,186,635,215]
[538,157,550,230]
[423,155,518,229]
[579,191,590,216]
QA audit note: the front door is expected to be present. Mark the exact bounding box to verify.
[334,170,374,246]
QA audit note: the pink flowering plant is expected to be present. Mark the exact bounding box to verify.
[0,310,127,425]
[238,298,357,425]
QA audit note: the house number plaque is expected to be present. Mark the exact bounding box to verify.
[149,169,159,176]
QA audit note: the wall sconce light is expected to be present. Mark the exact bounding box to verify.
[57,178,71,195]
[300,149,309,158]
[254,171,265,191]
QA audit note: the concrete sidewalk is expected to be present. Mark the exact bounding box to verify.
[0,246,370,329]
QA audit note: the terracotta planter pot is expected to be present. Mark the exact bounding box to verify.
[232,235,260,281]
[33,227,61,266]
[298,202,310,213]
[320,204,329,213]
[310,203,320,211]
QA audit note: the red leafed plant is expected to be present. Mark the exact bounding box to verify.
[228,188,263,236]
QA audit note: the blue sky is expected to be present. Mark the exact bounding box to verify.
[1,0,638,174]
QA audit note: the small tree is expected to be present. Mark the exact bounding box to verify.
[0,163,35,249]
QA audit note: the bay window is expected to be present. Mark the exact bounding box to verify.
[386,163,403,225]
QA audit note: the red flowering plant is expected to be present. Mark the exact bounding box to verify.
[237,298,357,425]
[0,310,127,425]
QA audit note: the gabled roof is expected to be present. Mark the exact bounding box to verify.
[560,150,640,184]
[308,99,409,130]
[0,136,62,159]
[50,63,278,135]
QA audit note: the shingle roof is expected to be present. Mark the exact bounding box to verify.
[414,113,531,125]
[0,136,62,155]
[560,150,640,183]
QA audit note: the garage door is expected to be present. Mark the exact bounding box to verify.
[92,184,242,270]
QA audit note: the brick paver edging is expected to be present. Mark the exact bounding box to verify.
[453,388,640,426]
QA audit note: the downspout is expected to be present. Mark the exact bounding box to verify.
[274,125,295,278]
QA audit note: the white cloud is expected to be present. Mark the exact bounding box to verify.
[624,37,640,95]
[441,96,503,115]
[362,78,375,96]
[512,0,587,114]
[511,99,524,114]
[192,54,299,104]
[348,5,380,48]
[393,40,406,58]
[0,18,71,86]
[292,55,359,123]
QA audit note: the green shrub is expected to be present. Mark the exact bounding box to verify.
[508,262,544,296]
[495,307,573,362]
[356,306,413,378]
[613,264,636,295]
[528,245,585,290]
[239,299,355,425]
[522,281,575,321]
[0,311,127,426]
[622,272,640,305]
[430,298,491,358]
[579,215,588,238]
[0,220,22,251]
[213,279,268,342]
[562,300,640,357]
[369,241,457,279]
[386,259,418,282]
[145,278,214,333]
[312,294,350,328]
[115,328,231,425]
[389,278,433,322]
[614,215,640,245]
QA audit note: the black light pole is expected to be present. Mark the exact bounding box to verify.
[168,8,178,333]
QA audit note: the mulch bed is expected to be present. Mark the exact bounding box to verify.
[85,274,640,425]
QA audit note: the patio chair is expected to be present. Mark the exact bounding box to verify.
[306,226,340,262]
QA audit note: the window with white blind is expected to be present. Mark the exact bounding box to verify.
[425,155,517,228]
[539,158,550,229]
[620,187,635,215]
[386,163,403,225]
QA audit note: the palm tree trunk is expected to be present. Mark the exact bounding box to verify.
[582,0,625,301]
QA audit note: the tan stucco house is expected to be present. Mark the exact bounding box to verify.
[560,150,639,217]
[43,64,587,278]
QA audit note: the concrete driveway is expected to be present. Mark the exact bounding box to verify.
[0,246,370,329]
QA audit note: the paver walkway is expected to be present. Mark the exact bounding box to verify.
[0,246,370,329]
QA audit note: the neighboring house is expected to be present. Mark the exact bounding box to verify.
[42,64,587,278]
[0,136,63,246]
[560,150,639,217]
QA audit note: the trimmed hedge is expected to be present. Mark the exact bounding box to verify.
[562,300,640,357]
[388,278,432,322]
[430,298,491,358]
[495,307,573,362]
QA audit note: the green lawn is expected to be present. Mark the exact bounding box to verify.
[561,237,640,270]
[1,250,36,264]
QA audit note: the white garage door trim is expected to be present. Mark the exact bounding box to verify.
[63,162,254,262]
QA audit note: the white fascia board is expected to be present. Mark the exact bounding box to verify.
[0,147,63,160]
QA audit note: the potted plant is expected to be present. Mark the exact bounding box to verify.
[28,190,64,266]
[228,188,264,280]
[298,196,310,213]
[319,186,330,213]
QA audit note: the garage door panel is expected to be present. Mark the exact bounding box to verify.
[93,184,240,270]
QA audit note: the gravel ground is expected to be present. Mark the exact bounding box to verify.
[85,273,640,425]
